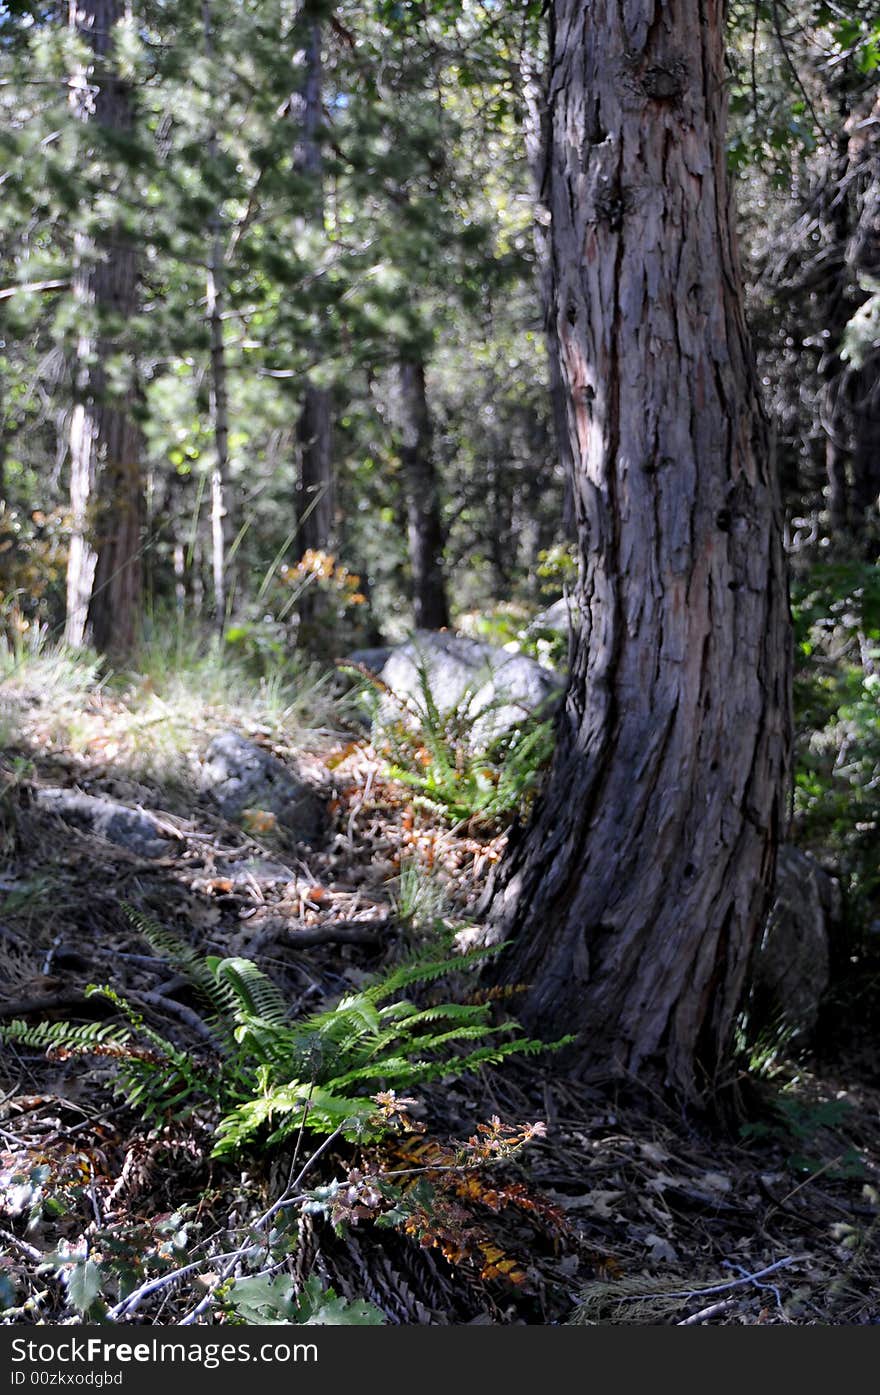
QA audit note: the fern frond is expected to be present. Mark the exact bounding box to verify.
[212,957,289,1026]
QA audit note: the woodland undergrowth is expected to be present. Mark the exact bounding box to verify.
[1,634,880,1326]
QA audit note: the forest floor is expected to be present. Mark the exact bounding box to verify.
[1,644,880,1326]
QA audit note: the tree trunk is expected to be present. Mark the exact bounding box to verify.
[295,381,334,557]
[293,13,334,564]
[851,373,880,535]
[290,11,334,644]
[847,95,880,541]
[486,0,792,1098]
[64,0,142,656]
[820,120,855,537]
[207,241,233,633]
[0,375,15,622]
[398,357,450,630]
[520,47,576,542]
[202,0,234,636]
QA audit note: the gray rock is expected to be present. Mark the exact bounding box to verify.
[200,730,325,842]
[349,631,563,749]
[345,645,395,674]
[525,597,573,637]
[751,845,841,1038]
[34,788,170,859]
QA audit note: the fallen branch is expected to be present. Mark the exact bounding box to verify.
[620,1256,801,1307]
[677,1298,737,1325]
[128,991,218,1046]
[247,917,390,955]
[0,993,98,1020]
[0,1227,44,1262]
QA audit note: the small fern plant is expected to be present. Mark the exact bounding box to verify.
[342,658,555,827]
[0,912,566,1157]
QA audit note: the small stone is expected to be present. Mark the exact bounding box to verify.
[200,730,326,844]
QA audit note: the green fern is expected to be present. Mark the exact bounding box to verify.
[349,657,555,826]
[0,985,224,1123]
[0,920,569,1158]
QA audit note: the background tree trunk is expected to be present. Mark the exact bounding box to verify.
[202,0,234,636]
[295,380,334,557]
[486,0,792,1098]
[293,13,334,563]
[398,356,449,630]
[64,0,142,656]
[291,11,334,643]
[520,47,576,542]
[847,95,880,541]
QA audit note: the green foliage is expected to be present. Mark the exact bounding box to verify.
[224,1274,383,1326]
[791,561,880,910]
[740,1093,866,1180]
[1,913,562,1158]
[349,660,556,828]
[459,604,568,672]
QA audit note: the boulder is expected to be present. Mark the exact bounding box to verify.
[199,730,325,843]
[34,788,170,859]
[525,597,573,638]
[751,845,841,1038]
[347,631,563,748]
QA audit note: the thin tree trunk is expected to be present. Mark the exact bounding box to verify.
[0,374,13,620]
[821,120,855,537]
[207,241,232,632]
[847,95,880,541]
[295,381,334,556]
[851,374,880,535]
[64,0,142,656]
[486,0,792,1099]
[293,13,333,565]
[398,357,450,630]
[291,11,334,643]
[202,0,233,636]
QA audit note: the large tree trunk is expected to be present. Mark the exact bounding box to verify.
[486,0,792,1098]
[64,0,142,657]
[397,357,450,630]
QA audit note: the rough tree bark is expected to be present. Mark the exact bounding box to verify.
[397,356,450,630]
[65,0,142,656]
[486,0,792,1098]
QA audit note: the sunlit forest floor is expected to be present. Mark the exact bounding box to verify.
[2,641,880,1326]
